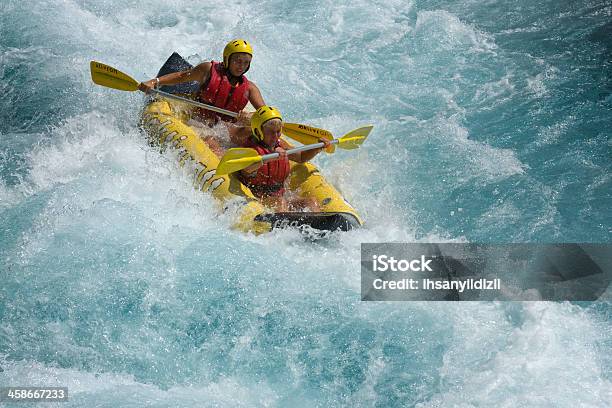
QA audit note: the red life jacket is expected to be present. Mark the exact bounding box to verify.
[197,61,249,122]
[238,137,291,197]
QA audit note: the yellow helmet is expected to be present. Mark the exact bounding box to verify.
[223,39,253,69]
[251,106,283,141]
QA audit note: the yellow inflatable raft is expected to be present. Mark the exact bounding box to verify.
[139,53,362,234]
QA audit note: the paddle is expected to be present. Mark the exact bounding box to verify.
[90,61,240,118]
[91,60,345,148]
[215,125,373,175]
[281,123,336,153]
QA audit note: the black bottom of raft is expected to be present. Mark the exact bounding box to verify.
[256,212,361,232]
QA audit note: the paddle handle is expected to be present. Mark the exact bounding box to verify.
[149,89,238,118]
[260,139,338,162]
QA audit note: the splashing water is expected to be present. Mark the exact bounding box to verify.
[1,0,611,406]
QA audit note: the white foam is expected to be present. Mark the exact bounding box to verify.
[2,1,609,406]
[0,358,279,407]
[9,109,231,266]
[473,74,516,108]
[413,10,497,54]
[526,64,560,98]
[421,303,612,407]
[432,116,527,182]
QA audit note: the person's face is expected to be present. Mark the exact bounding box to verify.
[228,53,252,76]
[262,120,282,147]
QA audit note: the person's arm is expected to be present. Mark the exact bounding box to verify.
[235,82,266,126]
[285,138,331,163]
[138,62,212,93]
[247,82,265,109]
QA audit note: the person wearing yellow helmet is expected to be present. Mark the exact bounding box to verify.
[237,106,330,211]
[138,39,265,146]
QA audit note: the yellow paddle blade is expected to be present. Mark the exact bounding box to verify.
[215,148,262,175]
[336,125,374,150]
[283,123,333,141]
[282,123,336,153]
[90,61,139,91]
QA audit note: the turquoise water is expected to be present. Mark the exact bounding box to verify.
[1,0,611,406]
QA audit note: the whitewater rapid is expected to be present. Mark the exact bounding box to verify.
[1,0,610,406]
